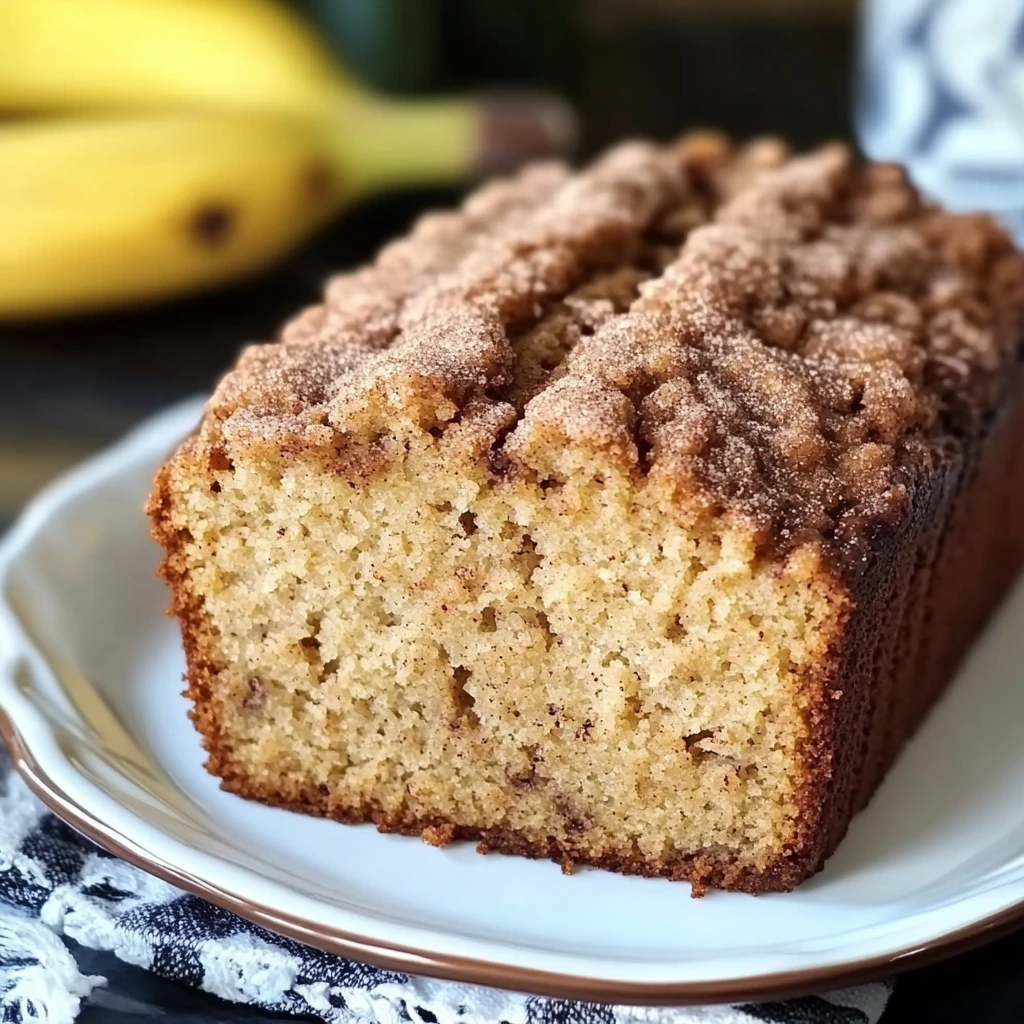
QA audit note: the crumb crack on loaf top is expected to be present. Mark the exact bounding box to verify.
[198,135,1024,565]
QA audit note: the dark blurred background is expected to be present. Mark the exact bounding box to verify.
[0,0,858,530]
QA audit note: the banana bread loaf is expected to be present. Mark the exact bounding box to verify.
[148,134,1024,894]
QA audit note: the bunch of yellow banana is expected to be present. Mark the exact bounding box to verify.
[0,0,575,319]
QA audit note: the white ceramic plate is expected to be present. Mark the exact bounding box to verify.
[2,398,1024,1005]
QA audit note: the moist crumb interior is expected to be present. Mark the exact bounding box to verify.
[174,434,833,876]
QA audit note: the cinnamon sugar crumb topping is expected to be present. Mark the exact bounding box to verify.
[200,135,1024,559]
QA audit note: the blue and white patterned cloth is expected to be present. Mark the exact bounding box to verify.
[0,752,890,1024]
[858,0,1024,243]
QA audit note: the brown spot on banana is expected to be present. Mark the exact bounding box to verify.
[189,203,237,247]
[304,160,336,202]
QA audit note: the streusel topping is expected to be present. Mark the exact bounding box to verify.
[201,136,1024,555]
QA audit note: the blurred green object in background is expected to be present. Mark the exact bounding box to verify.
[295,0,441,93]
[297,0,575,94]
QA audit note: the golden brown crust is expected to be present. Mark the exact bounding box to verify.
[147,464,230,760]
[782,360,1024,879]
[210,769,818,897]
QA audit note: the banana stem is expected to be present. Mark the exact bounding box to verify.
[327,90,577,199]
[331,97,478,196]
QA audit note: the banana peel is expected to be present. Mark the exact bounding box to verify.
[0,0,577,319]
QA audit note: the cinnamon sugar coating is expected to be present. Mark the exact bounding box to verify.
[201,136,1024,565]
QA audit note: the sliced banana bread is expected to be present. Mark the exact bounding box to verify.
[149,135,1024,893]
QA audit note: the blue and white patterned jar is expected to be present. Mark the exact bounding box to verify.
[857,0,1024,243]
